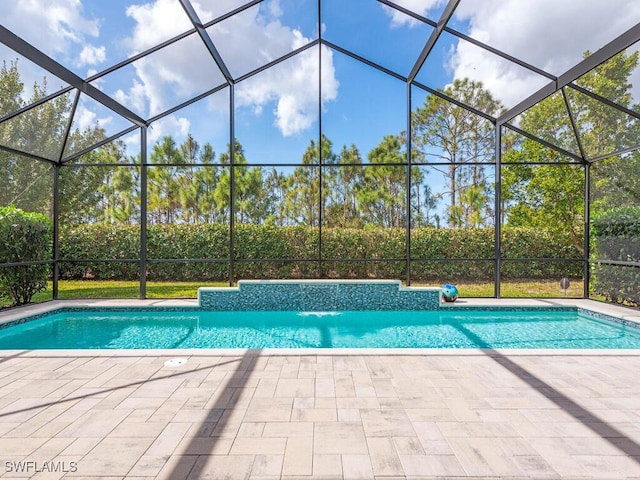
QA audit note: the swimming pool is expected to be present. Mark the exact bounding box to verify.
[0,307,639,349]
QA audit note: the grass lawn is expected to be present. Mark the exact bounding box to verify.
[15,278,586,305]
[27,280,228,304]
[446,279,585,298]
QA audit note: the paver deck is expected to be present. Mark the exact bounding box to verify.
[0,299,639,479]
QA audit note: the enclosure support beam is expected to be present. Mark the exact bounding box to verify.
[140,127,148,299]
[408,0,460,83]
[405,83,412,286]
[584,162,591,299]
[494,126,502,298]
[229,85,236,286]
[311,0,322,278]
[52,165,60,300]
[318,13,324,278]
[0,25,146,128]
[561,88,588,161]
[58,91,81,165]
[178,0,235,85]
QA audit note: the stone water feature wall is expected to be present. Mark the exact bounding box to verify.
[198,280,440,311]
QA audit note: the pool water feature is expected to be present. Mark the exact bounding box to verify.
[197,280,441,311]
[1,307,639,350]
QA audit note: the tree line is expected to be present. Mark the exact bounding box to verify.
[1,51,639,252]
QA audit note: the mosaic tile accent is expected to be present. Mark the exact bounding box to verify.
[0,309,65,330]
[198,280,441,311]
[0,306,197,331]
[577,308,640,329]
[2,288,637,336]
[442,306,577,312]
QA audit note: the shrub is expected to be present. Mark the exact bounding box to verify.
[147,224,229,281]
[0,206,52,305]
[591,207,640,306]
[58,223,582,282]
[59,224,140,280]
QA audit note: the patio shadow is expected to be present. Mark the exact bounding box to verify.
[454,323,640,463]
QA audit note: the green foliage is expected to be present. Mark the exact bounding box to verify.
[360,135,409,228]
[0,59,115,220]
[322,227,406,278]
[412,227,494,260]
[502,159,585,253]
[501,227,583,279]
[146,224,230,280]
[591,152,640,212]
[571,50,640,158]
[283,135,333,226]
[501,49,639,258]
[591,206,640,237]
[590,207,640,306]
[59,224,140,280]
[0,206,52,305]
[412,78,501,227]
[59,223,581,282]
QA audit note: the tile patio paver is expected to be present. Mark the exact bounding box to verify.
[312,453,342,479]
[313,422,369,455]
[282,436,313,476]
[250,453,283,478]
[0,351,638,480]
[1,298,640,479]
[342,454,375,479]
[366,437,404,476]
[186,454,254,479]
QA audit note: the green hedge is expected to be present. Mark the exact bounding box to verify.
[501,227,584,279]
[0,206,52,305]
[591,207,640,306]
[60,224,140,279]
[58,223,583,281]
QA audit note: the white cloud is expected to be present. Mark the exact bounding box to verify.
[207,3,303,75]
[206,1,339,136]
[186,0,249,24]
[117,0,339,137]
[124,0,193,54]
[74,104,113,131]
[148,115,191,144]
[450,0,640,109]
[0,0,99,59]
[114,80,148,116]
[448,34,549,109]
[74,105,96,131]
[236,46,339,137]
[114,34,225,119]
[116,0,233,120]
[98,0,224,120]
[77,45,106,67]
[382,0,447,27]
[0,0,105,98]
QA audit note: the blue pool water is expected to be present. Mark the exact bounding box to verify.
[0,308,639,349]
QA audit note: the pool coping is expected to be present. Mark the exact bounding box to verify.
[0,297,639,355]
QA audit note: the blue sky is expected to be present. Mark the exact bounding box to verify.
[1,0,640,167]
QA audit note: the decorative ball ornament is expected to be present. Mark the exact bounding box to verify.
[441,283,459,302]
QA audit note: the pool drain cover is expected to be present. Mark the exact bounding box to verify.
[164,358,187,367]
